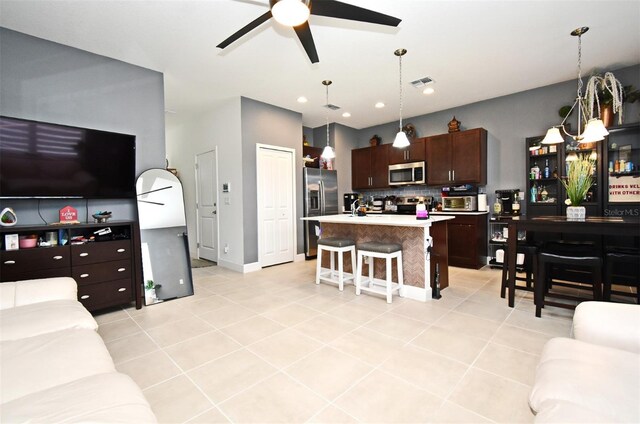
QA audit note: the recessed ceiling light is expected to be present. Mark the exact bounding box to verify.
[423,87,435,95]
[375,102,385,109]
[297,96,308,103]
[342,112,351,118]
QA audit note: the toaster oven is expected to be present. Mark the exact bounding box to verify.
[442,196,477,211]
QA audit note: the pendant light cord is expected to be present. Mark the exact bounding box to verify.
[398,53,403,130]
[326,83,330,147]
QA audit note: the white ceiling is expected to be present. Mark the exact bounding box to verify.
[1,0,639,130]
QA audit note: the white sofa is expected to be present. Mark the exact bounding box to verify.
[0,277,156,423]
[529,301,640,423]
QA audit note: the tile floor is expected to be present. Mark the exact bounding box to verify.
[95,261,581,423]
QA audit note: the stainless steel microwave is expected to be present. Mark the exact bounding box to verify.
[442,196,478,211]
[388,161,425,186]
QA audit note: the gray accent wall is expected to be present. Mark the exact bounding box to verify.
[0,28,165,224]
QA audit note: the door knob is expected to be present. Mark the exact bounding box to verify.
[212,210,217,215]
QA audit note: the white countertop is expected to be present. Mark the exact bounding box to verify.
[301,214,455,227]
[430,211,490,216]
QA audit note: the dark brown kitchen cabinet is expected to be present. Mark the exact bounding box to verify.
[388,138,426,164]
[302,145,323,168]
[425,128,487,186]
[443,213,488,269]
[351,144,389,189]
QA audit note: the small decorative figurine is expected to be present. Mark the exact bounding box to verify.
[369,134,382,146]
[402,123,417,140]
[0,207,17,226]
[448,116,461,133]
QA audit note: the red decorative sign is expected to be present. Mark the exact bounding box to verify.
[59,206,79,223]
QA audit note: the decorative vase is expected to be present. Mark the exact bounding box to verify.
[600,104,613,128]
[566,205,586,220]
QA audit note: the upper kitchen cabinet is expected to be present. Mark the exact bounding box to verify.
[425,128,487,186]
[352,144,389,190]
[388,137,426,164]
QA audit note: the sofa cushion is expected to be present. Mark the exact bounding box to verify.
[1,372,157,423]
[530,337,640,423]
[0,277,78,310]
[533,399,617,423]
[573,302,640,354]
[0,299,98,341]
[1,329,115,404]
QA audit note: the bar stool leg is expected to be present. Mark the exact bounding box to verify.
[397,251,404,296]
[593,264,603,301]
[330,251,335,278]
[500,262,508,298]
[535,259,547,317]
[349,246,356,282]
[338,249,344,291]
[355,251,363,295]
[386,255,392,304]
[604,258,613,301]
[316,246,322,285]
[368,256,374,288]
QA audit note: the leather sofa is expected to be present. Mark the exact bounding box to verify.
[529,301,640,423]
[0,277,156,423]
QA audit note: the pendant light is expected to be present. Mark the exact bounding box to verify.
[392,48,410,148]
[321,80,335,159]
[541,27,608,145]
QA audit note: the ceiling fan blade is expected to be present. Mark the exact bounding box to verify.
[294,22,319,63]
[310,0,401,27]
[217,10,273,49]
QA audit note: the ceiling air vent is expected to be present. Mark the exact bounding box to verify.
[410,76,434,88]
[324,104,341,111]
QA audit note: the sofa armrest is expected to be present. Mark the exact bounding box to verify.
[572,301,640,354]
[0,277,78,310]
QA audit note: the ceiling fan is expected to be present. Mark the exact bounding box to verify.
[217,0,401,63]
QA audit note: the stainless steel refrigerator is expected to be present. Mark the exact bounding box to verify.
[303,168,338,258]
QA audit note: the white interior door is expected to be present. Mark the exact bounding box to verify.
[257,146,294,267]
[196,150,218,262]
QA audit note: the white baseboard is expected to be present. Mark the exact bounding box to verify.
[401,284,431,302]
[243,262,262,273]
[294,253,305,262]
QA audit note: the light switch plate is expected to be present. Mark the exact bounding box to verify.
[222,183,230,193]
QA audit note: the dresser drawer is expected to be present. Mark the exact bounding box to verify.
[1,246,70,282]
[71,240,131,265]
[77,279,133,311]
[72,259,132,285]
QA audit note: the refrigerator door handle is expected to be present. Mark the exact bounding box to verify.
[319,180,325,215]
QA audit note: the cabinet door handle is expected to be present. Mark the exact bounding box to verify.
[117,267,126,272]
[53,256,63,260]
[4,260,16,265]
[80,295,90,300]
[80,273,89,278]
[448,170,451,181]
[452,170,455,181]
[117,248,126,253]
[79,252,89,257]
[118,287,127,292]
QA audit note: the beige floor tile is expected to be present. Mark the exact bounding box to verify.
[238,293,292,314]
[105,331,159,364]
[364,311,430,343]
[219,315,285,345]
[219,372,327,423]
[294,313,359,343]
[449,368,534,423]
[247,328,323,369]
[187,348,276,403]
[262,303,319,327]
[431,400,492,423]
[187,295,234,315]
[514,296,576,319]
[199,303,257,329]
[286,346,373,400]
[389,301,450,324]
[335,370,443,423]
[454,298,513,322]
[428,293,466,310]
[473,342,540,386]
[132,303,196,330]
[97,318,141,342]
[328,302,384,325]
[145,315,213,348]
[505,308,572,337]
[143,375,212,423]
[301,293,350,312]
[92,307,129,324]
[329,327,403,367]
[492,324,553,355]
[186,407,230,423]
[411,325,488,364]
[115,351,182,390]
[437,311,501,341]
[307,405,358,423]
[379,344,469,398]
[164,330,242,371]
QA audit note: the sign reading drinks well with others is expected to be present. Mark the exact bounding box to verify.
[608,175,640,203]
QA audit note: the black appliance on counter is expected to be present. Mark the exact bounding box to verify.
[343,192,359,213]
[496,189,521,215]
[396,196,433,215]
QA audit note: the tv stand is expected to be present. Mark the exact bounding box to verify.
[1,220,143,312]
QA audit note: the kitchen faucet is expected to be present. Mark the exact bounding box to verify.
[351,199,360,216]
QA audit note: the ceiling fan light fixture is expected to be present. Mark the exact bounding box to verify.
[271,0,310,27]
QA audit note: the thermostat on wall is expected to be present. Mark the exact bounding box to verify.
[222,183,230,193]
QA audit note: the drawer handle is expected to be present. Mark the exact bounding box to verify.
[53,256,63,260]
[4,260,16,265]
[79,253,89,257]
[118,267,126,272]
[80,273,89,278]
[80,295,90,300]
[117,248,126,253]
[118,288,127,292]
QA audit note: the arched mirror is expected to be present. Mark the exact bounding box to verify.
[136,169,193,305]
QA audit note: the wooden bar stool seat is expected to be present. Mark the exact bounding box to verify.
[316,237,356,291]
[355,242,404,304]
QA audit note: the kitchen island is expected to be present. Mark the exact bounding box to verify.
[302,214,455,302]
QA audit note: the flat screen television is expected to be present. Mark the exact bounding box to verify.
[0,116,136,199]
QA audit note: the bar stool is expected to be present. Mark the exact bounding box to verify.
[355,242,404,303]
[604,247,640,304]
[500,243,538,300]
[535,241,603,317]
[316,237,356,291]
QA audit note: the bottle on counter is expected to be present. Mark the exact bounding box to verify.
[543,159,550,179]
[533,162,540,179]
[540,186,548,201]
[609,161,614,173]
[512,196,521,215]
[531,184,538,203]
[493,198,502,215]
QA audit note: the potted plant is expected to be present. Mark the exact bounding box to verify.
[561,154,595,220]
[585,72,640,127]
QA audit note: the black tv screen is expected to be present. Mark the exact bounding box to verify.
[0,116,136,198]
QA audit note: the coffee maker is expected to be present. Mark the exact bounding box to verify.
[495,189,521,215]
[343,193,359,213]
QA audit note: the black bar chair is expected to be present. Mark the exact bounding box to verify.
[604,246,640,304]
[500,244,538,299]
